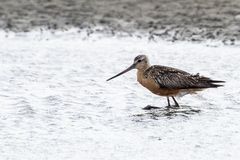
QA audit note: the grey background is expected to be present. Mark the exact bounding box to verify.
[1,0,240,43]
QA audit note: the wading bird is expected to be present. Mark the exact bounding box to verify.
[107,55,224,107]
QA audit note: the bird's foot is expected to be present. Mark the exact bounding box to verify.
[142,105,161,110]
[173,104,180,108]
[166,105,180,109]
[143,105,180,110]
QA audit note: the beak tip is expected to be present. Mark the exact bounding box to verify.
[106,78,111,81]
[106,63,134,82]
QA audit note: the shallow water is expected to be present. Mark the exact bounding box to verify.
[0,30,240,160]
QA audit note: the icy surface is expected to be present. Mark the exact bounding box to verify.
[0,31,240,160]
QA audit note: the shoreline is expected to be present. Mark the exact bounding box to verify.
[0,0,240,44]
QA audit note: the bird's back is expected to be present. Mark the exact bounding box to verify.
[143,65,224,90]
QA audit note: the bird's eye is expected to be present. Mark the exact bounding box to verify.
[137,59,142,62]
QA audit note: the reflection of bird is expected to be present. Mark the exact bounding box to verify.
[107,55,225,107]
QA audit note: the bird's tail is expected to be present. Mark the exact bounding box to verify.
[199,77,225,88]
[208,80,225,88]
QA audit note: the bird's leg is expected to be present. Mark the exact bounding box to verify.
[167,96,171,107]
[171,96,180,108]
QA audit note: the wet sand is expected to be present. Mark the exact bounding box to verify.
[0,0,240,42]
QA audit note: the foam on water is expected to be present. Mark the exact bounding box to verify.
[0,30,240,160]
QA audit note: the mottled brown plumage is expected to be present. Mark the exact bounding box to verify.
[107,55,224,107]
[144,65,223,89]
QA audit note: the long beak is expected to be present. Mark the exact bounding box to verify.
[106,63,135,81]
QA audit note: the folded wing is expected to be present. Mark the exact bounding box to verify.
[144,65,224,89]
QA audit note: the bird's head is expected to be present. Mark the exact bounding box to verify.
[133,55,149,70]
[106,55,150,81]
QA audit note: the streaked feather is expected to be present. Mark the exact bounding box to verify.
[144,65,224,89]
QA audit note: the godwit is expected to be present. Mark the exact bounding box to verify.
[107,55,224,107]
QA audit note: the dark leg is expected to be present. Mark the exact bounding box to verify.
[167,96,171,107]
[171,96,180,107]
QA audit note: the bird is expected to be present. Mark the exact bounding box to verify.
[106,55,224,108]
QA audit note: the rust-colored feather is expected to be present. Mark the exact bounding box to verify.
[144,65,224,89]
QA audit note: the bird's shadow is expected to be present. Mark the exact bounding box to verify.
[133,105,201,120]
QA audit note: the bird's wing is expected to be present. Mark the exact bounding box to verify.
[144,65,221,89]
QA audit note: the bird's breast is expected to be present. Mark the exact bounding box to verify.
[137,70,161,94]
[137,70,180,96]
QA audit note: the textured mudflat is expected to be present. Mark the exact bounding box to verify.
[1,0,240,43]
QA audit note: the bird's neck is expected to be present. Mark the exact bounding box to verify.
[137,64,150,80]
[138,63,150,72]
